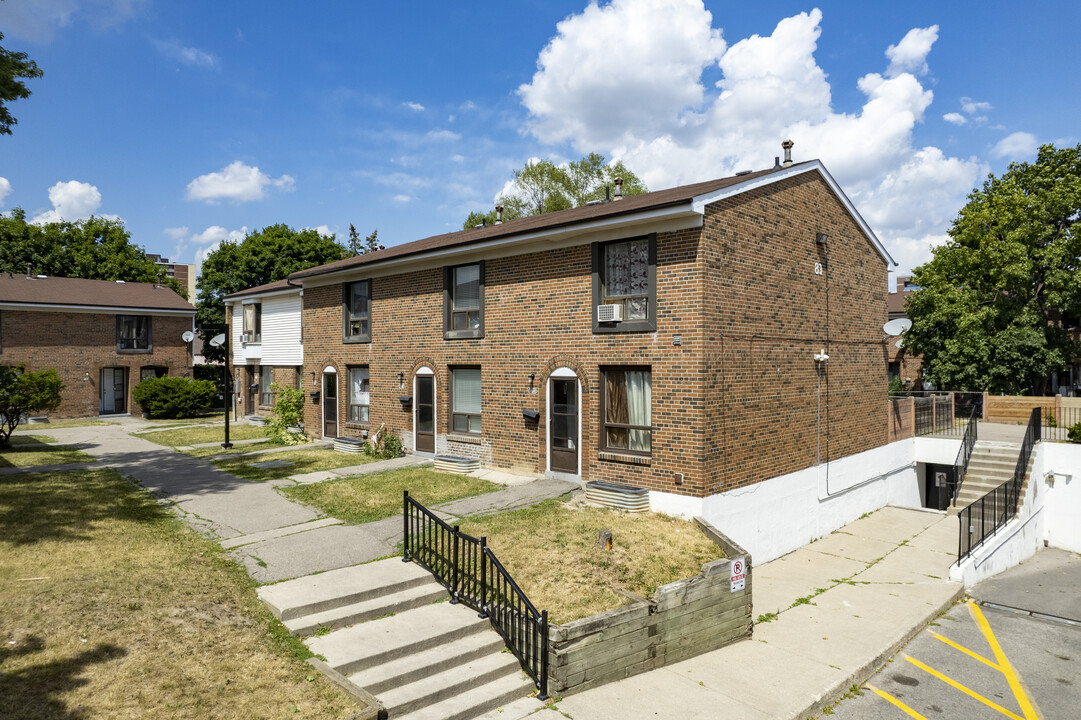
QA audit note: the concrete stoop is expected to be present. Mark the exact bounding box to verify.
[949,441,1026,515]
[259,558,538,720]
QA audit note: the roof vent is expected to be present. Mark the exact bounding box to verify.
[116,280,126,284]
[35,275,47,279]
[781,139,794,167]
[735,169,752,176]
[614,177,623,201]
[774,156,781,169]
[495,205,503,225]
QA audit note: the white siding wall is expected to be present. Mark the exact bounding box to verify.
[228,292,303,367]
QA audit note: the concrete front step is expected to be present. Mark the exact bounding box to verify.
[306,600,488,676]
[376,651,527,716]
[348,629,505,695]
[393,671,537,720]
[258,557,434,621]
[285,582,449,636]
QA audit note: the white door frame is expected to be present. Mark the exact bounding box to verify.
[321,366,337,439]
[546,367,582,477]
[413,366,436,454]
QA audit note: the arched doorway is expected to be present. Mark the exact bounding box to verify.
[547,367,581,476]
[414,367,436,454]
[321,367,338,438]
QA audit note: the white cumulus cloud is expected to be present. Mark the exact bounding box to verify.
[153,38,218,69]
[885,25,938,77]
[943,112,966,126]
[961,97,992,115]
[992,131,1038,160]
[517,2,981,275]
[0,177,11,206]
[186,161,295,203]
[192,225,247,245]
[32,180,111,224]
[403,101,425,111]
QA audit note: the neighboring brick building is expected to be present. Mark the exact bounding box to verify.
[281,158,911,562]
[887,275,922,385]
[223,279,304,419]
[0,275,196,418]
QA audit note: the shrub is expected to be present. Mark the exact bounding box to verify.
[0,365,64,448]
[1068,422,1081,444]
[265,384,309,446]
[133,376,215,419]
[370,428,403,459]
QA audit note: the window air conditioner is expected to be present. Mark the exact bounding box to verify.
[597,304,624,323]
[241,332,253,343]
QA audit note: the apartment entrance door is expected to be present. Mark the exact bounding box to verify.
[322,371,338,438]
[100,367,127,414]
[415,374,435,453]
[549,378,579,474]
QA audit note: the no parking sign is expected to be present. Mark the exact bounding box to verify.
[730,556,746,592]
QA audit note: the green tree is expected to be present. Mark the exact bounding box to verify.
[904,144,1081,394]
[196,224,347,362]
[0,209,186,297]
[0,365,63,448]
[0,31,43,135]
[464,153,648,228]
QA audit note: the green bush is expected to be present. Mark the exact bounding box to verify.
[367,428,403,459]
[1068,422,1081,444]
[133,376,216,419]
[265,384,309,445]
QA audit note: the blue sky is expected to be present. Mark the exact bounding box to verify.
[1,1,1078,281]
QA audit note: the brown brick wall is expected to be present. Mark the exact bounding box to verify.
[0,309,193,418]
[299,172,890,498]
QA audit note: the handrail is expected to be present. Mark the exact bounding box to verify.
[950,405,979,506]
[402,491,549,700]
[957,407,1040,562]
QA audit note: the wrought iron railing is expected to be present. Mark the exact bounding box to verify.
[958,407,1040,562]
[950,405,979,505]
[403,491,549,700]
[889,390,983,437]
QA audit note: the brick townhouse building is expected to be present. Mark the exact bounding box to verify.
[0,274,196,418]
[278,159,906,561]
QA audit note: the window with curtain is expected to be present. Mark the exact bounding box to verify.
[343,280,371,342]
[259,366,275,406]
[602,368,652,454]
[117,315,151,351]
[444,262,484,339]
[348,367,370,423]
[242,303,261,342]
[593,234,656,333]
[451,367,481,434]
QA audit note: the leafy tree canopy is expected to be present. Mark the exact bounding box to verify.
[0,365,63,448]
[196,224,347,362]
[904,143,1081,394]
[0,31,43,135]
[464,153,648,229]
[0,208,185,297]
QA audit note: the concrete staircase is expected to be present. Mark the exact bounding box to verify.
[258,558,538,720]
[948,440,1026,515]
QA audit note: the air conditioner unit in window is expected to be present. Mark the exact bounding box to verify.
[597,304,623,323]
[241,332,253,343]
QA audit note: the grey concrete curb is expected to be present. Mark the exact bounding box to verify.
[793,583,967,719]
[307,657,387,720]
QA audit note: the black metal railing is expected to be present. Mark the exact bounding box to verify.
[958,407,1041,562]
[889,390,983,438]
[1041,405,1081,442]
[950,405,979,506]
[403,491,549,700]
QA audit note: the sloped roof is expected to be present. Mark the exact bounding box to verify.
[0,275,195,312]
[224,278,299,301]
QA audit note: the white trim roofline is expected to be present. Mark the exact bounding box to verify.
[692,161,897,267]
[0,302,195,315]
[224,287,303,304]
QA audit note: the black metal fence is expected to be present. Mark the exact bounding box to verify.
[958,408,1041,562]
[403,491,549,700]
[1040,405,1081,442]
[889,391,983,438]
[950,405,979,505]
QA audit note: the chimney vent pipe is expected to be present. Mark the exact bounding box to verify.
[614,177,623,201]
[495,205,503,224]
[781,139,794,167]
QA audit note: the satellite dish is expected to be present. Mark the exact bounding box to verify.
[883,318,912,336]
[182,330,195,343]
[895,338,905,350]
[209,333,226,348]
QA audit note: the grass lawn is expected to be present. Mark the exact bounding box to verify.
[213,448,382,482]
[281,467,498,524]
[183,441,280,458]
[0,435,97,469]
[0,468,359,719]
[134,424,268,447]
[15,418,115,429]
[144,411,226,426]
[458,499,723,624]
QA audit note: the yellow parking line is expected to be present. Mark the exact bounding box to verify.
[905,655,1024,720]
[968,602,1044,720]
[866,683,929,720]
[929,631,1000,671]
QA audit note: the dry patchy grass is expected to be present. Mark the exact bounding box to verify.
[0,468,359,719]
[0,435,96,468]
[134,424,268,447]
[459,498,723,624]
[14,418,115,430]
[213,448,379,482]
[282,467,498,524]
[182,441,279,458]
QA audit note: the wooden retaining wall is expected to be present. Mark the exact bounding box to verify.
[984,395,1062,424]
[547,519,752,695]
[889,397,914,442]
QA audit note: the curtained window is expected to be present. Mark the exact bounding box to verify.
[242,303,261,342]
[259,366,275,406]
[348,367,370,423]
[117,315,152,352]
[450,367,482,434]
[593,235,657,333]
[602,368,652,454]
[343,280,371,342]
[444,262,484,339]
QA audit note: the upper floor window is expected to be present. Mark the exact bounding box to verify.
[444,262,484,339]
[601,367,652,455]
[242,303,261,343]
[450,366,481,435]
[348,366,370,423]
[117,315,152,352]
[592,234,656,333]
[343,280,371,343]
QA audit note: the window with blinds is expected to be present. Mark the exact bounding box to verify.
[444,262,484,339]
[450,366,481,435]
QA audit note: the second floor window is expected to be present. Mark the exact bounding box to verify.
[117,315,151,352]
[242,303,261,343]
[344,280,371,343]
[444,262,484,339]
[593,234,657,333]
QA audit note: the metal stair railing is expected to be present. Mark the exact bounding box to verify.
[949,405,979,506]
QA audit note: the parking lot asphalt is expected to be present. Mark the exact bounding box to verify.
[827,548,1081,720]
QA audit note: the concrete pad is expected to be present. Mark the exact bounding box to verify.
[804,531,898,564]
[435,476,578,518]
[467,468,540,486]
[290,470,341,484]
[232,523,399,583]
[853,542,955,584]
[969,547,1081,622]
[841,505,939,545]
[752,551,867,616]
[219,517,343,550]
[905,513,958,553]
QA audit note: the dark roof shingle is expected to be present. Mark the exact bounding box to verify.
[0,275,195,311]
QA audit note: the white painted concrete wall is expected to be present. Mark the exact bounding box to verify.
[1042,441,1081,552]
[650,439,921,564]
[913,437,962,465]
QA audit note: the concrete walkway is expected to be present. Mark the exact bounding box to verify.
[12,418,578,583]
